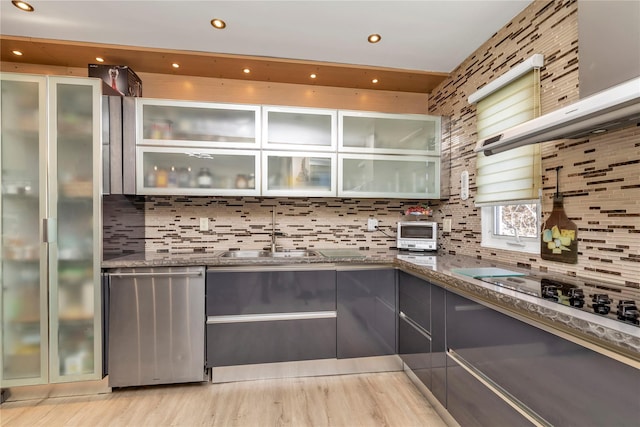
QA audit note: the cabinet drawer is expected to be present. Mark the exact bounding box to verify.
[399,271,431,331]
[206,270,336,315]
[206,317,336,367]
[447,354,533,427]
[398,316,431,389]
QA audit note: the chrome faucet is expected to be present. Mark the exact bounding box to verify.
[270,208,277,253]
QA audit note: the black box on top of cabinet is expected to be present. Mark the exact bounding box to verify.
[88,64,142,97]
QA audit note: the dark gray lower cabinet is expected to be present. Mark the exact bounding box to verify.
[398,313,431,388]
[337,268,396,358]
[206,267,337,368]
[446,353,533,427]
[399,271,639,427]
[207,318,336,367]
[430,284,446,407]
[446,290,640,426]
[398,271,446,406]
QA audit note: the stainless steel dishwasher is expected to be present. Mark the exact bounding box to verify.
[106,266,206,387]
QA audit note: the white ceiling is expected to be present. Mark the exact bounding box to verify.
[1,0,533,73]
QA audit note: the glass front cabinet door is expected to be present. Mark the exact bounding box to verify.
[262,151,336,196]
[1,74,48,387]
[137,147,261,196]
[0,73,102,387]
[339,111,441,155]
[137,99,261,149]
[262,106,337,151]
[338,154,440,199]
[50,77,102,384]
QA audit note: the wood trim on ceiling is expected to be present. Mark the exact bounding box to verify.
[0,36,449,94]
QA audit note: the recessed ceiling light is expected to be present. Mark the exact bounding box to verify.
[172,63,180,68]
[368,34,381,43]
[12,50,23,56]
[243,68,251,74]
[95,57,105,63]
[211,18,226,29]
[310,74,317,79]
[12,1,34,12]
[372,78,379,84]
[592,129,607,134]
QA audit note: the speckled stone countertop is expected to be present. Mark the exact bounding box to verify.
[102,249,640,364]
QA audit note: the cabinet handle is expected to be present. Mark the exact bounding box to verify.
[43,217,57,243]
[447,349,552,427]
[108,270,204,278]
[207,311,337,324]
[399,311,431,340]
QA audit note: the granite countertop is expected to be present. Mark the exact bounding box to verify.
[102,249,640,364]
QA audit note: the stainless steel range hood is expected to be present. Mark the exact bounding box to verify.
[475,77,640,155]
[475,1,640,156]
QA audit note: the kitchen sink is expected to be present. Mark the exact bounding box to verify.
[219,249,320,258]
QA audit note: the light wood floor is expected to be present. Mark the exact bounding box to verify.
[0,372,448,427]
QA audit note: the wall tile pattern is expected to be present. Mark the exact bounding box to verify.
[141,197,440,253]
[428,0,640,289]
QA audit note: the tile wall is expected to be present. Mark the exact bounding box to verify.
[428,0,639,288]
[142,197,438,253]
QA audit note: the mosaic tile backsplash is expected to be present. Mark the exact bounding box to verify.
[142,197,440,253]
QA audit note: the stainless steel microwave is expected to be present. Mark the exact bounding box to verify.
[397,221,437,251]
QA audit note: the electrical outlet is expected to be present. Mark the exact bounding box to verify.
[199,217,209,231]
[367,217,378,231]
[443,218,452,233]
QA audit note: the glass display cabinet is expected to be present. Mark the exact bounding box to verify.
[136,147,260,196]
[339,110,441,155]
[137,99,261,149]
[262,106,337,151]
[338,154,440,199]
[1,73,102,387]
[262,151,336,197]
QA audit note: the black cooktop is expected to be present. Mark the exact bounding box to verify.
[479,275,639,327]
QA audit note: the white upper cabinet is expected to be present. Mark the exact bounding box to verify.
[131,97,442,198]
[338,154,440,199]
[136,147,260,196]
[262,106,337,151]
[339,110,441,155]
[137,99,261,148]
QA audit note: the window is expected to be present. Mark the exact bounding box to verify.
[481,202,540,253]
[494,203,538,238]
[468,55,543,253]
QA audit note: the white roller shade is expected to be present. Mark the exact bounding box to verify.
[474,70,541,204]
